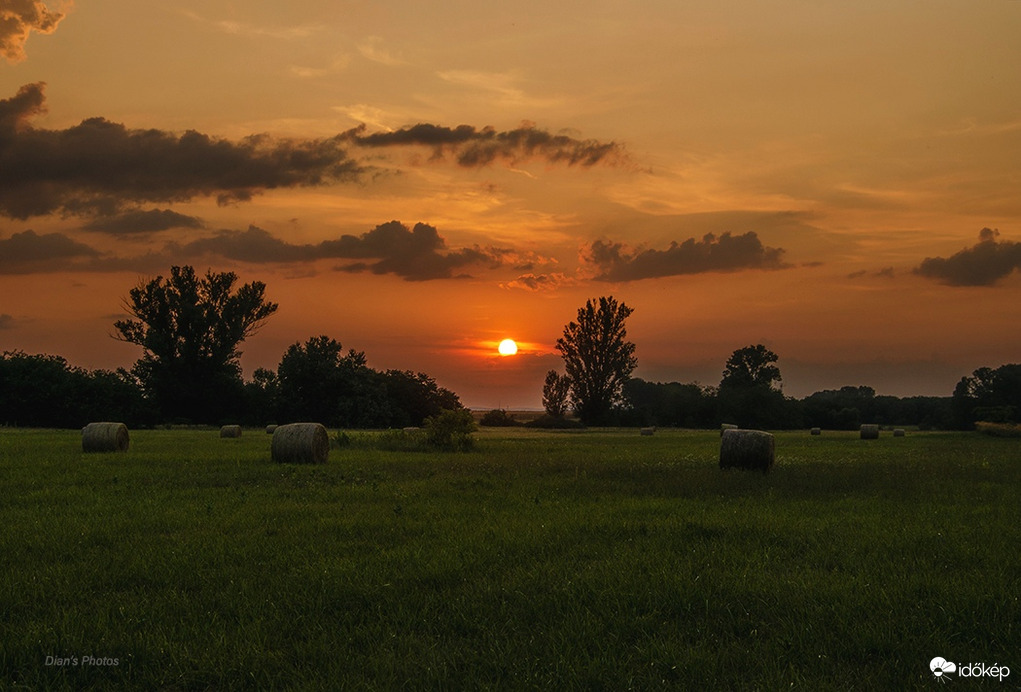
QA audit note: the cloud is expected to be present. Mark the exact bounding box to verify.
[321,221,503,281]
[584,232,789,282]
[0,313,14,329]
[81,209,204,235]
[357,36,405,66]
[0,83,363,219]
[179,225,318,264]
[342,121,626,168]
[500,272,574,292]
[0,0,70,63]
[0,229,98,273]
[914,228,1021,286]
[177,221,512,281]
[180,10,322,40]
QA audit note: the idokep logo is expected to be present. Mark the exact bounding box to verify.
[930,656,1012,683]
[930,657,957,680]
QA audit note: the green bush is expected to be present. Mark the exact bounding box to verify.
[424,409,476,450]
[479,409,522,427]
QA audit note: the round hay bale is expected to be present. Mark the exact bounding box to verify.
[810,427,822,436]
[893,428,905,437]
[220,425,242,438]
[82,422,129,453]
[265,424,278,434]
[721,423,739,436]
[640,427,655,436]
[719,428,774,473]
[272,422,329,464]
[860,424,880,440]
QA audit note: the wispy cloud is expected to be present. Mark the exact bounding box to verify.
[500,272,574,292]
[357,36,405,66]
[0,0,71,63]
[341,121,626,168]
[180,10,322,40]
[81,209,204,235]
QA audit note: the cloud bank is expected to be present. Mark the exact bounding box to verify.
[584,231,788,282]
[0,0,69,63]
[914,228,1021,286]
[0,83,363,219]
[342,122,625,168]
[0,221,524,280]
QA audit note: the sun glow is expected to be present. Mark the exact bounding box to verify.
[498,339,518,356]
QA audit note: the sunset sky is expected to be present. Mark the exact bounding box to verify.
[2,1,1020,409]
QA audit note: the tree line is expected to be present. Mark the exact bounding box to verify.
[540,296,1013,431]
[1,267,460,429]
[0,270,1016,430]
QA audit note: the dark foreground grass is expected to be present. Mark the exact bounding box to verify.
[1,428,1018,690]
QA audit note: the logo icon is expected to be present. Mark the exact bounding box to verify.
[931,657,957,680]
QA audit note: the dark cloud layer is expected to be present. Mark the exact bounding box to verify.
[0,83,362,219]
[81,209,204,235]
[585,231,788,282]
[180,221,507,281]
[0,221,515,280]
[0,229,98,273]
[342,122,624,168]
[0,0,68,63]
[326,221,500,281]
[914,228,1021,286]
[0,313,15,329]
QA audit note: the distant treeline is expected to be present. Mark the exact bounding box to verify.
[0,339,461,430]
[2,349,1018,431]
[621,380,953,430]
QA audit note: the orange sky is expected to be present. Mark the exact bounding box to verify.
[2,1,1020,408]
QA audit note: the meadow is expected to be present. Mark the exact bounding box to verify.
[0,427,1018,690]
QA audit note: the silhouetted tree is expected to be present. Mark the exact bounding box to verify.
[541,370,571,418]
[0,351,152,428]
[717,344,793,428]
[380,369,463,427]
[951,363,1021,428]
[276,336,389,428]
[624,378,716,428]
[555,296,637,425]
[113,266,277,423]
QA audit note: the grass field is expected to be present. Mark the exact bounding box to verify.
[1,427,1018,690]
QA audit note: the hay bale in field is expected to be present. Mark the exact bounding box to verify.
[640,427,655,436]
[220,425,242,438]
[265,424,277,434]
[810,427,822,436]
[272,422,329,464]
[893,428,905,437]
[82,422,129,453]
[860,424,880,440]
[720,428,774,473]
[721,423,739,436]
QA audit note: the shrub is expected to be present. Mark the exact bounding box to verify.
[424,409,476,451]
[524,414,585,429]
[479,409,521,427]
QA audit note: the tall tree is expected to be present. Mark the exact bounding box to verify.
[276,335,390,428]
[113,266,277,423]
[717,344,789,428]
[555,296,637,425]
[541,370,571,418]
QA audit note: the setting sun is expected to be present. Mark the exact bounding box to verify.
[498,339,518,356]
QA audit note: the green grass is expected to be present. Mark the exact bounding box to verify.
[1,428,1018,690]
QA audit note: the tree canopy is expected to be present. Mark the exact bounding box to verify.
[555,296,637,425]
[113,266,278,423]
